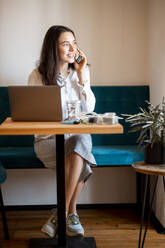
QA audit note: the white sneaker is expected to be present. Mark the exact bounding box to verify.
[41,209,58,238]
[66,213,84,237]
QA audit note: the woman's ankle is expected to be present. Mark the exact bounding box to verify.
[68,209,77,215]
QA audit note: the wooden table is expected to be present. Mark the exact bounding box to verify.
[0,118,123,248]
[132,161,165,248]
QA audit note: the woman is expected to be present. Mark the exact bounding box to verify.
[28,25,96,238]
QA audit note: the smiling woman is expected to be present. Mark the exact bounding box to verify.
[27,25,96,239]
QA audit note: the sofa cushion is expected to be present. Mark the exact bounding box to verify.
[92,145,144,166]
[0,146,143,168]
[0,147,44,169]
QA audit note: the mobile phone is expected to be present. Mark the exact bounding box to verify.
[75,54,82,64]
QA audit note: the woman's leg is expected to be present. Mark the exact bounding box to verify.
[65,152,84,213]
[68,180,84,214]
[65,156,70,215]
[66,155,84,213]
[65,153,85,237]
[42,152,85,238]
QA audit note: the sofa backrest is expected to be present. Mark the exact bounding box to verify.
[91,85,149,145]
[0,86,149,147]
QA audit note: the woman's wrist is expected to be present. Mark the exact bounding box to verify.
[78,80,85,87]
[77,71,88,86]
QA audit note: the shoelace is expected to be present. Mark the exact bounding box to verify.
[67,214,80,225]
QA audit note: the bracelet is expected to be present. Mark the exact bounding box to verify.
[78,79,88,87]
[78,81,85,87]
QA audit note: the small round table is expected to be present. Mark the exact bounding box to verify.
[132,161,165,248]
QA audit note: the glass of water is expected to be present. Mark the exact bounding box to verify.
[67,100,80,120]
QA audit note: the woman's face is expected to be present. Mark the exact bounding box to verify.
[58,32,77,64]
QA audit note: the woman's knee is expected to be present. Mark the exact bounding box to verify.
[67,151,83,161]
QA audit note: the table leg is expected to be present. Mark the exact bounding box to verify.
[29,134,97,248]
[138,175,158,248]
[0,186,10,240]
[136,172,142,210]
[56,135,66,246]
[138,175,149,248]
[163,176,165,192]
[29,134,67,248]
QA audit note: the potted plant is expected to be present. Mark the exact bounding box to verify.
[122,97,165,164]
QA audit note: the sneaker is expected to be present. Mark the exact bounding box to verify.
[66,213,84,237]
[41,209,58,238]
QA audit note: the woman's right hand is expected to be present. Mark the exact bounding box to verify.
[74,48,87,74]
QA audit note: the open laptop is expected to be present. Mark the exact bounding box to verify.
[8,85,62,121]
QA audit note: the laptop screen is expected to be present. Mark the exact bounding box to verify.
[8,85,62,122]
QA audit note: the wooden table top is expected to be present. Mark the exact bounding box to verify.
[0,118,123,135]
[132,161,165,176]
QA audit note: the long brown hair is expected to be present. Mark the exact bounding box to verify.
[38,25,75,85]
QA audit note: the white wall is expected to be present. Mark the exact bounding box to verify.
[0,0,148,205]
[1,167,136,205]
[0,0,148,86]
[148,0,165,105]
[148,0,165,227]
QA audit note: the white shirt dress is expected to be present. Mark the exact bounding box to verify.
[28,67,96,182]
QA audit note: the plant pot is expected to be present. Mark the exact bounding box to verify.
[144,142,165,164]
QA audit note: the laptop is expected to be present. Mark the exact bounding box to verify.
[8,85,62,121]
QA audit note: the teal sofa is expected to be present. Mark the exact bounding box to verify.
[0,86,149,169]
